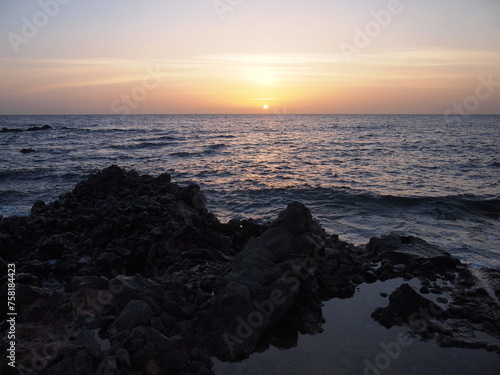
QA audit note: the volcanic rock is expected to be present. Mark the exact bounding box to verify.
[0,165,498,374]
[208,202,328,360]
[371,283,445,328]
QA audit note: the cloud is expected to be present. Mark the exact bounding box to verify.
[1,48,499,113]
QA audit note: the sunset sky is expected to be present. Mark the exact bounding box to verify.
[1,0,499,114]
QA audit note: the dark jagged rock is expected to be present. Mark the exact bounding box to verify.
[367,239,500,353]
[27,125,52,131]
[0,166,498,374]
[2,125,52,133]
[207,202,328,361]
[112,300,154,331]
[0,166,229,374]
[1,127,22,133]
[367,233,455,264]
[180,184,207,211]
[371,283,445,328]
[41,351,94,375]
[316,235,365,297]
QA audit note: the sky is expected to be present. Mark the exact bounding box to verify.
[0,0,499,115]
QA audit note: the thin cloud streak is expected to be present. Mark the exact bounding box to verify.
[1,48,499,114]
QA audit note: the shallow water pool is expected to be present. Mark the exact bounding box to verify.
[213,279,500,375]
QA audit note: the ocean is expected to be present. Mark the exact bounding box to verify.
[1,114,499,268]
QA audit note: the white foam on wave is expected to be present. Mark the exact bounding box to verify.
[0,205,30,217]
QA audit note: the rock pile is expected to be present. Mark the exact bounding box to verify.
[207,202,328,360]
[0,166,498,374]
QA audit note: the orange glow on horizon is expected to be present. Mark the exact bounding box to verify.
[2,50,499,114]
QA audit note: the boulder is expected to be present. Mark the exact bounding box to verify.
[27,125,52,131]
[366,233,462,278]
[367,233,453,264]
[371,283,445,328]
[209,202,328,360]
[160,349,191,372]
[108,274,160,310]
[180,184,207,211]
[113,300,154,331]
[40,351,94,375]
[1,127,22,132]
[95,356,117,375]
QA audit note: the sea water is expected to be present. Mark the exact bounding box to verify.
[0,114,499,267]
[213,279,500,375]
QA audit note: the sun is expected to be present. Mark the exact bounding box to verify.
[263,104,269,110]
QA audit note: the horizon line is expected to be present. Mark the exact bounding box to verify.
[1,113,500,116]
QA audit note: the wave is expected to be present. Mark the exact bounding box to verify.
[0,170,25,180]
[206,143,226,150]
[0,169,57,181]
[170,146,226,157]
[226,187,500,220]
[365,193,500,219]
[0,189,28,199]
[0,205,30,217]
[110,140,177,150]
[60,172,83,180]
[157,135,178,141]
[64,127,138,133]
[170,151,202,157]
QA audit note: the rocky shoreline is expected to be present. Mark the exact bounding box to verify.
[0,166,499,374]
